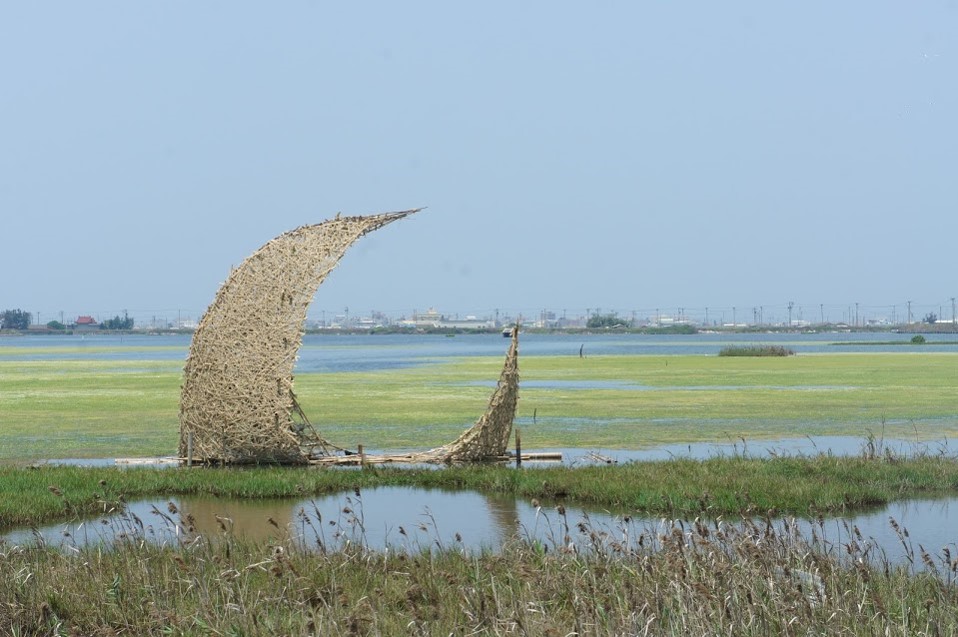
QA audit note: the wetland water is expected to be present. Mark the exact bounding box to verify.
[3,330,958,369]
[4,331,958,564]
[6,485,958,569]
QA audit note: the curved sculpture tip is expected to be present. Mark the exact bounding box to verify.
[179,207,422,465]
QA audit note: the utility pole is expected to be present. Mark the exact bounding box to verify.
[820,304,824,325]
[855,302,859,328]
[908,300,913,324]
[732,306,737,326]
[787,301,794,328]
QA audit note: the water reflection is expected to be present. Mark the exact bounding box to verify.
[171,487,524,549]
[7,486,958,570]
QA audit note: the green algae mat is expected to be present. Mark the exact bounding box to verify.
[1,349,956,460]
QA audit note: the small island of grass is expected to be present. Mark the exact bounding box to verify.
[718,345,795,357]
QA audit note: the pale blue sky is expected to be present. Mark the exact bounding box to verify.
[2,2,955,325]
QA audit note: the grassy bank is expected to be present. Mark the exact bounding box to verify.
[2,349,957,460]
[6,454,958,528]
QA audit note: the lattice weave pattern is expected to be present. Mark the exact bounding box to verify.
[179,211,418,464]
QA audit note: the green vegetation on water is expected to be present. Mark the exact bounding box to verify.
[2,349,958,458]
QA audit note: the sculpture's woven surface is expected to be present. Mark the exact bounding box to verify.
[313,326,520,466]
[179,210,419,464]
[424,325,519,462]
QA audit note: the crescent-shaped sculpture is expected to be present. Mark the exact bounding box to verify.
[179,209,420,464]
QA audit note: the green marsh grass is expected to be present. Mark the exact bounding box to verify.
[2,349,958,458]
[6,345,958,634]
[0,359,182,459]
[6,453,958,528]
[299,352,958,451]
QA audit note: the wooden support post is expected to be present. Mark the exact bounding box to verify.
[515,428,521,468]
[187,432,193,468]
[358,444,366,468]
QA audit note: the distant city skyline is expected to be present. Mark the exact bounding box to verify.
[12,295,958,330]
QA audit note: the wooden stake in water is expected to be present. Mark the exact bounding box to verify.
[515,427,522,468]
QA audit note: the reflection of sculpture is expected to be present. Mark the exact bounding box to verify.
[179,210,521,466]
[173,496,296,542]
[482,491,522,542]
[179,210,419,464]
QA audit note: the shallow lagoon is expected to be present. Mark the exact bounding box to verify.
[7,483,958,570]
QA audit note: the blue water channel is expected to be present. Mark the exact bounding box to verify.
[2,330,958,371]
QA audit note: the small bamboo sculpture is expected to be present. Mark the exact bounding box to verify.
[179,210,419,464]
[314,325,520,466]
[420,324,519,463]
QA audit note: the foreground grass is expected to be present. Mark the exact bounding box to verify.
[5,454,958,528]
[2,350,958,459]
[4,508,958,635]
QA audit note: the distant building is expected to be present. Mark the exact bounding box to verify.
[74,315,98,331]
[398,308,495,330]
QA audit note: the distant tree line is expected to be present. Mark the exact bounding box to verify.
[0,309,134,331]
[101,313,134,330]
[0,309,31,330]
[586,313,632,329]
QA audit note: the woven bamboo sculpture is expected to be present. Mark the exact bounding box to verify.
[179,210,420,464]
[179,209,520,466]
[419,324,519,462]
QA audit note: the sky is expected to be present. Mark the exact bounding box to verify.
[2,2,956,326]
